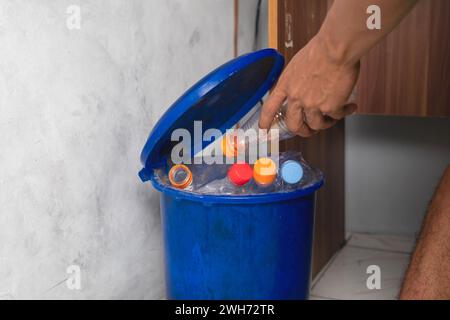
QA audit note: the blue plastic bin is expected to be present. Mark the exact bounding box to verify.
[139,49,324,299]
[153,177,322,299]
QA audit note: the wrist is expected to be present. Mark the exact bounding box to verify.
[313,31,359,68]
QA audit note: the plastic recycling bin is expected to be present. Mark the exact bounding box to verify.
[139,49,324,299]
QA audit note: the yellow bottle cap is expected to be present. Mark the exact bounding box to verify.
[253,157,277,185]
[168,164,193,189]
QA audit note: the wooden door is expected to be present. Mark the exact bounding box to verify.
[269,0,345,277]
[357,0,450,116]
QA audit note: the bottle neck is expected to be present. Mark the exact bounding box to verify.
[239,102,293,140]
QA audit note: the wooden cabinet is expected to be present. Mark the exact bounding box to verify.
[269,0,345,277]
[357,0,450,116]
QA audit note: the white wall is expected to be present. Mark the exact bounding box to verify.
[238,0,268,53]
[0,0,259,299]
[345,115,450,235]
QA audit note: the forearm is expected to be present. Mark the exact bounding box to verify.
[317,0,418,66]
[400,165,450,299]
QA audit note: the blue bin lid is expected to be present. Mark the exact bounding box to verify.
[139,49,284,180]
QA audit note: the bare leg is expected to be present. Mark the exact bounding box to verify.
[400,165,450,299]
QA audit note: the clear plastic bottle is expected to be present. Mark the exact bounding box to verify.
[280,159,304,189]
[249,157,278,193]
[167,162,231,190]
[168,164,194,190]
[278,151,320,190]
[197,177,232,194]
[197,163,253,195]
[222,102,294,157]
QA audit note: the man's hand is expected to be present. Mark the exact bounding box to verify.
[259,0,418,137]
[259,36,359,137]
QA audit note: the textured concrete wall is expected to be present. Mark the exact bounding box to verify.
[0,0,258,299]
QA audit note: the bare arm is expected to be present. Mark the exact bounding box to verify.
[260,0,418,136]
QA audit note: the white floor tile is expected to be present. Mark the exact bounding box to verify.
[348,233,416,254]
[311,245,410,300]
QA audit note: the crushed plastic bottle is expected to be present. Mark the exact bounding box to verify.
[281,160,303,184]
[247,157,278,193]
[278,151,319,189]
[197,162,253,194]
[168,164,193,190]
[157,150,322,195]
[253,157,277,185]
[228,163,253,187]
[167,158,231,190]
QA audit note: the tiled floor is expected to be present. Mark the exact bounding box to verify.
[310,233,416,300]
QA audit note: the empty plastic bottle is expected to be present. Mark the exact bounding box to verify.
[278,151,319,189]
[167,160,231,190]
[197,162,253,194]
[222,102,294,158]
[227,162,253,190]
[168,164,193,190]
[249,157,278,193]
[280,160,304,185]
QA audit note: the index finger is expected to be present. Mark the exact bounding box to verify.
[259,87,286,129]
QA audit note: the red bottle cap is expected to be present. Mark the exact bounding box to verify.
[227,163,253,186]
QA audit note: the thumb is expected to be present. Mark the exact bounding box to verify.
[259,88,286,129]
[327,102,358,120]
[342,103,358,116]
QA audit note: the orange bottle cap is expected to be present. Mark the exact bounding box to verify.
[253,157,277,185]
[168,164,192,189]
[221,135,238,158]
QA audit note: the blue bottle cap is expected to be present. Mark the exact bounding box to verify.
[281,160,303,184]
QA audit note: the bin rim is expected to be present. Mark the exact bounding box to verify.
[150,173,324,204]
